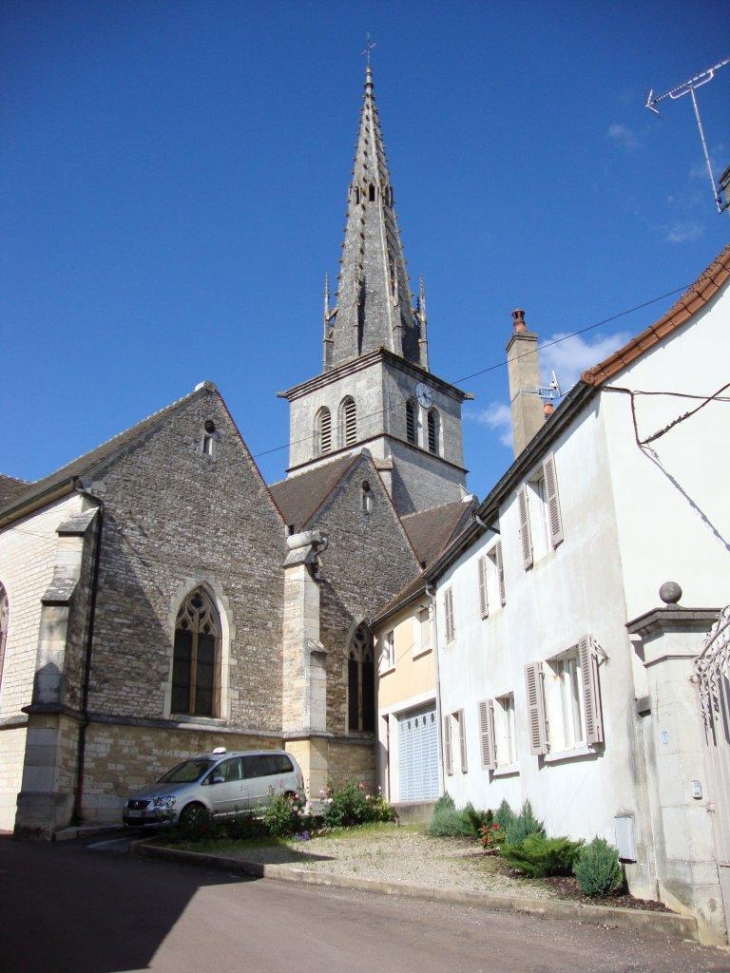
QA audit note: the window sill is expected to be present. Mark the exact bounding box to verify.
[544,744,596,764]
[412,646,432,659]
[171,714,226,727]
[492,764,520,778]
[379,665,396,677]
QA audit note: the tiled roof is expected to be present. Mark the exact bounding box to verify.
[0,383,216,524]
[401,498,477,567]
[268,455,359,532]
[583,244,730,386]
[0,474,29,508]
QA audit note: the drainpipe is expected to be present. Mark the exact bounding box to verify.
[73,490,104,824]
[425,584,445,796]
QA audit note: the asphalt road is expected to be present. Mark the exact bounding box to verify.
[1,833,729,973]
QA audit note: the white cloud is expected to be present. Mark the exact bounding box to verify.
[663,221,703,244]
[466,401,513,449]
[540,332,630,391]
[607,123,638,152]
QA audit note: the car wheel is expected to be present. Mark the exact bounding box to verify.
[179,802,210,830]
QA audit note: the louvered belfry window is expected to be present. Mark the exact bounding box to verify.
[316,407,332,455]
[341,397,357,447]
[172,587,221,717]
[427,408,439,455]
[406,399,417,444]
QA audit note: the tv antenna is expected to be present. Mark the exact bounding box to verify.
[646,57,730,216]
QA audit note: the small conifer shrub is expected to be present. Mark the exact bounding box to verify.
[504,799,545,845]
[573,837,624,897]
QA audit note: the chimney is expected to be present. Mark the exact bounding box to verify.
[506,309,544,457]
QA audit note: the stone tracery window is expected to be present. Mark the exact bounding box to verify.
[0,585,8,687]
[348,622,375,733]
[171,587,221,717]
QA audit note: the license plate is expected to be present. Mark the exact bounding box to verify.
[126,809,144,818]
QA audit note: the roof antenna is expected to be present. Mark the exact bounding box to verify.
[646,58,730,216]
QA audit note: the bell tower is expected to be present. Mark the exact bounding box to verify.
[279,65,471,516]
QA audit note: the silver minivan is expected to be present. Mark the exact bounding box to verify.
[122,748,304,828]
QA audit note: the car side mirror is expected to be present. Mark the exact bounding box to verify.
[212,776,225,785]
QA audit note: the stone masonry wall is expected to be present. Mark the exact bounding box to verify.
[82,388,286,734]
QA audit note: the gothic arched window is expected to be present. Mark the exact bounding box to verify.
[427,408,440,456]
[315,407,332,456]
[0,585,8,687]
[348,622,375,733]
[406,399,417,445]
[340,396,357,448]
[171,587,221,717]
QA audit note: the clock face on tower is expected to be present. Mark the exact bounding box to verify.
[415,382,433,409]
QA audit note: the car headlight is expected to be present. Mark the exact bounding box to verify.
[152,795,177,808]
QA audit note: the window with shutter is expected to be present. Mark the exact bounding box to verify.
[457,709,468,773]
[340,396,357,447]
[316,407,332,456]
[525,662,548,755]
[478,699,496,770]
[495,541,506,605]
[495,694,517,767]
[443,715,453,776]
[517,485,533,569]
[427,408,440,455]
[406,399,417,445]
[478,556,489,618]
[579,635,604,745]
[444,587,455,643]
[542,453,564,548]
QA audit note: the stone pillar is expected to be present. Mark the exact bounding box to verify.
[15,508,98,839]
[282,531,330,799]
[628,603,726,945]
[506,308,544,457]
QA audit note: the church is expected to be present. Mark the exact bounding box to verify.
[0,65,475,837]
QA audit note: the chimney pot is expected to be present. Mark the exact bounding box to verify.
[543,401,555,419]
[512,308,527,333]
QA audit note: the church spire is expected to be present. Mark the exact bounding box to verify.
[324,65,424,370]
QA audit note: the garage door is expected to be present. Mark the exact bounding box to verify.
[398,704,439,802]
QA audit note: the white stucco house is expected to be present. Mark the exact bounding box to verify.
[378,245,730,944]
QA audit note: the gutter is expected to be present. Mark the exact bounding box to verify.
[0,478,77,530]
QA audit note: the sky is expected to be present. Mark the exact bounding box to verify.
[2,0,728,500]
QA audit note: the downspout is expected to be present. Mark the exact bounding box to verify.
[425,584,445,795]
[73,491,104,824]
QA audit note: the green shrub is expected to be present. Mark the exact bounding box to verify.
[501,834,583,877]
[427,795,487,838]
[493,799,515,832]
[176,808,220,843]
[222,813,266,841]
[573,838,624,897]
[262,791,310,838]
[505,800,545,845]
[321,780,395,828]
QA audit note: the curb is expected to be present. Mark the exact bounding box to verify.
[55,825,127,842]
[132,840,699,943]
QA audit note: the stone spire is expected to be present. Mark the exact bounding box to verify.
[324,66,423,370]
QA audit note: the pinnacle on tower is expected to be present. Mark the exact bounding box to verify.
[324,65,426,370]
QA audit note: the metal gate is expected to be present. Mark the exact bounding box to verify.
[398,704,439,802]
[695,603,730,939]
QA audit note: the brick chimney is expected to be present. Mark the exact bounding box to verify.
[506,309,544,457]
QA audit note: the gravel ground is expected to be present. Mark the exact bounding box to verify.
[210,829,557,900]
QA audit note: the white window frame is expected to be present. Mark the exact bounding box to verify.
[518,452,563,570]
[413,605,432,657]
[479,693,517,773]
[380,630,395,673]
[443,587,455,644]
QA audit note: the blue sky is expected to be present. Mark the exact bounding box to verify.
[2,1,728,499]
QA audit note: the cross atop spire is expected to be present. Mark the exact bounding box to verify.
[361,33,376,68]
[323,63,426,371]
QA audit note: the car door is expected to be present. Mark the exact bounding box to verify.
[208,757,247,816]
[242,754,275,811]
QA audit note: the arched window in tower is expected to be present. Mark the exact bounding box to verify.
[427,408,440,456]
[348,622,375,733]
[171,587,221,718]
[340,396,357,447]
[406,399,417,445]
[0,585,8,687]
[315,407,332,456]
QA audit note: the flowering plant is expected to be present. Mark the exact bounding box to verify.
[479,821,506,852]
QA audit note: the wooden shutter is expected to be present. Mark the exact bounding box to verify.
[517,485,533,569]
[444,587,455,643]
[579,636,604,745]
[478,699,496,770]
[525,662,548,755]
[458,709,468,773]
[495,540,506,605]
[478,556,489,618]
[543,453,564,548]
[443,715,453,776]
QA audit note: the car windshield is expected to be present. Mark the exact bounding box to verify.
[157,759,215,784]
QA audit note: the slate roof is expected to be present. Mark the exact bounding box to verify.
[583,244,730,386]
[268,454,359,532]
[0,383,216,526]
[0,475,29,508]
[400,498,477,568]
